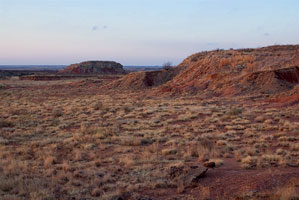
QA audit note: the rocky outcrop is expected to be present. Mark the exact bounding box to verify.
[102,45,299,98]
[59,61,126,75]
[157,45,299,96]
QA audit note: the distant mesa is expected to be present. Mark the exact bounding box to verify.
[59,61,126,75]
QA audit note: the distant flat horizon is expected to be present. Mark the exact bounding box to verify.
[0,65,163,70]
[1,0,298,65]
[1,44,299,68]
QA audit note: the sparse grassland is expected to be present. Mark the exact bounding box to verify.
[0,77,298,199]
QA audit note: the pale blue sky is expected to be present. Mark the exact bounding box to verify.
[0,0,299,65]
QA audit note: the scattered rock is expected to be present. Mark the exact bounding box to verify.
[203,161,216,169]
[169,166,184,179]
[181,167,209,188]
[169,165,211,189]
[90,188,101,197]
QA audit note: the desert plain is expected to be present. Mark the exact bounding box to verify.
[0,45,298,200]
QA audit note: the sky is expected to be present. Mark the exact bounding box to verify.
[0,0,299,65]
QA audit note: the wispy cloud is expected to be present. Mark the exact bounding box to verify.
[92,25,108,31]
[264,32,270,37]
[92,26,98,31]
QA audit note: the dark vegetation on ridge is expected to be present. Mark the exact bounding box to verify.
[59,61,126,75]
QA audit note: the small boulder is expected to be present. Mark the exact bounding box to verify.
[203,161,216,169]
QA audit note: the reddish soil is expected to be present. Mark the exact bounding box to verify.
[142,159,299,200]
[158,46,299,96]
[268,93,299,107]
[1,45,298,200]
[110,45,299,98]
[107,67,180,90]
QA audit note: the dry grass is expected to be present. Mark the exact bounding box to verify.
[272,178,299,200]
[0,77,298,199]
[241,156,258,169]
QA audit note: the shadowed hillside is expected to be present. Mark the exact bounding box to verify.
[106,67,181,90]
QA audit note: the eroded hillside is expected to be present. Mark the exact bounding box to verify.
[158,45,299,96]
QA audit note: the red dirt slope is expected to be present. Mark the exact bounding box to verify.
[107,67,181,90]
[157,45,299,96]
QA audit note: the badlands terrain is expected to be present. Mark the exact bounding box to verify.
[0,45,298,200]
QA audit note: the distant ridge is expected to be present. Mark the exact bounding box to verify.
[0,65,162,72]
